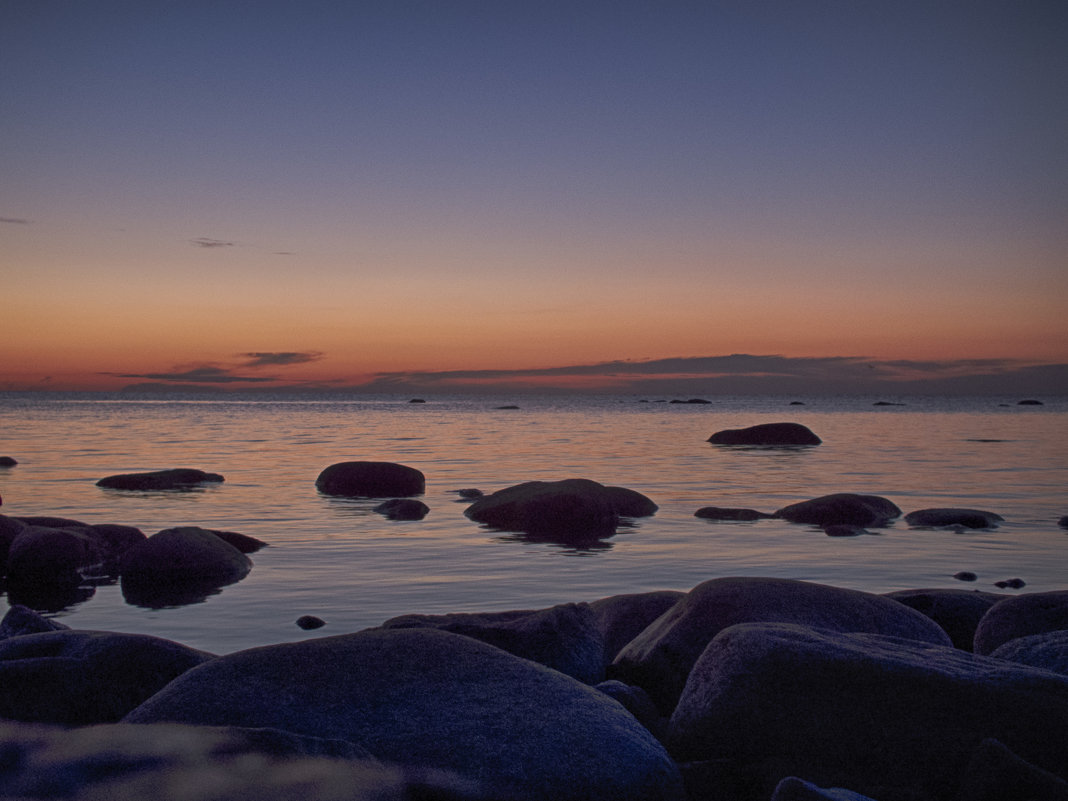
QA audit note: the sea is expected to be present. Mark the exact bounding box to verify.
[0,392,1064,655]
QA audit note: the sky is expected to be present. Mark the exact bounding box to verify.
[2,1,1067,395]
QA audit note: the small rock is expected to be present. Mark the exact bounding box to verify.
[670,398,711,404]
[296,615,326,630]
[316,461,425,498]
[0,456,17,467]
[775,494,901,527]
[994,578,1026,589]
[1017,399,1044,405]
[408,398,426,403]
[708,422,821,446]
[1058,515,1068,529]
[823,524,870,537]
[373,498,430,520]
[455,488,484,499]
[904,508,1003,529]
[96,468,224,490]
[954,571,978,582]
[694,507,774,521]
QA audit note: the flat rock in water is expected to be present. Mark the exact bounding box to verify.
[973,590,1068,655]
[667,623,1068,800]
[315,461,425,498]
[96,468,224,490]
[123,627,685,801]
[707,422,821,446]
[904,507,1004,528]
[694,506,774,521]
[610,577,950,714]
[775,493,901,527]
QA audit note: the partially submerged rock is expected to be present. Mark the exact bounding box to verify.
[904,507,1004,528]
[96,468,224,490]
[694,506,774,521]
[373,498,430,520]
[775,493,901,527]
[315,461,425,498]
[707,422,821,446]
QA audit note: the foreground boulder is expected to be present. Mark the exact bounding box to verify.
[0,604,69,639]
[991,630,1068,675]
[884,588,1007,651]
[464,478,656,541]
[904,507,1004,528]
[589,590,686,667]
[668,623,1068,801]
[381,602,605,684]
[973,590,1068,655]
[707,422,821,446]
[610,577,951,713]
[775,493,901,527]
[96,468,224,490]
[124,627,685,801]
[315,461,425,497]
[0,630,214,725]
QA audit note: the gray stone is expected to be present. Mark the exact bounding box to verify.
[315,461,425,497]
[707,422,821,446]
[124,627,686,801]
[610,577,951,714]
[668,623,1068,800]
[990,630,1068,675]
[96,468,224,490]
[904,507,1004,528]
[775,493,901,527]
[884,588,1007,651]
[973,590,1068,654]
[0,604,70,639]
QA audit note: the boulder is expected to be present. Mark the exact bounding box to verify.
[0,514,26,569]
[588,590,686,666]
[904,507,1004,528]
[668,623,1068,800]
[884,588,1007,651]
[694,506,774,521]
[464,478,655,541]
[315,461,425,498]
[0,604,70,639]
[373,498,430,520]
[207,528,268,553]
[957,737,1068,801]
[5,525,101,585]
[119,526,252,584]
[124,627,686,801]
[973,590,1068,654]
[610,577,951,714]
[707,422,821,446]
[822,524,870,536]
[0,630,214,725]
[381,602,605,684]
[96,468,224,490]
[771,777,879,801]
[775,493,901,527]
[1059,515,1068,528]
[0,456,17,467]
[991,630,1068,675]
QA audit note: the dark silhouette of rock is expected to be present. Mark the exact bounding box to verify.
[775,493,901,527]
[315,461,425,497]
[822,524,870,536]
[667,623,1068,800]
[588,590,686,667]
[872,400,906,406]
[464,478,655,541]
[954,570,978,581]
[610,577,950,714]
[595,680,666,742]
[408,398,426,403]
[0,514,26,569]
[118,526,252,588]
[0,456,17,467]
[0,605,70,640]
[885,588,1006,651]
[96,468,224,490]
[707,422,820,446]
[771,777,878,800]
[6,582,95,613]
[496,404,520,409]
[124,628,686,801]
[973,590,1068,655]
[956,738,1068,801]
[904,507,1004,528]
[788,401,805,405]
[0,630,214,725]
[373,498,430,520]
[13,514,88,528]
[994,577,1026,589]
[694,506,773,521]
[6,525,101,585]
[1059,515,1068,528]
[991,630,1068,675]
[296,615,326,630]
[208,528,268,553]
[455,488,484,499]
[1017,399,1044,405]
[670,398,711,404]
[382,602,605,684]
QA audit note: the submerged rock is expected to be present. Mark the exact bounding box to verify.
[315,461,425,498]
[96,468,224,490]
[374,498,430,520]
[694,506,774,521]
[775,493,901,527]
[904,507,1004,528]
[707,422,821,446]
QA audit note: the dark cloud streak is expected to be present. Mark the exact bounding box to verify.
[241,352,323,367]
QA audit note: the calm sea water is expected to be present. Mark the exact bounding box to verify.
[0,392,1065,654]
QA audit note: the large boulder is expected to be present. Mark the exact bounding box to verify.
[588,590,686,666]
[904,507,1004,528]
[991,630,1068,675]
[464,478,655,541]
[610,577,951,714]
[119,526,252,584]
[381,602,605,684]
[124,627,686,801]
[884,588,1007,651]
[315,461,425,497]
[775,493,901,527]
[707,422,821,446]
[96,468,224,490]
[0,630,214,725]
[973,590,1068,655]
[668,623,1068,801]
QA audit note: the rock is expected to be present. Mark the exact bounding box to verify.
[464,478,655,541]
[373,498,430,520]
[88,523,148,561]
[96,468,224,490]
[884,588,1006,651]
[455,488,484,499]
[0,604,70,639]
[588,590,686,666]
[595,680,666,741]
[119,526,252,585]
[5,525,101,585]
[994,577,1026,589]
[872,401,905,406]
[694,506,774,521]
[408,398,426,403]
[208,528,268,553]
[296,615,326,630]
[610,577,950,714]
[381,602,605,684]
[0,630,214,725]
[1017,399,1044,405]
[973,590,1068,655]
[0,456,16,467]
[124,627,686,801]
[0,514,26,569]
[667,623,1068,800]
[822,524,870,536]
[954,570,978,581]
[991,630,1068,675]
[707,422,821,446]
[775,493,901,527]
[771,777,879,801]
[957,737,1068,801]
[1059,515,1068,528]
[12,515,88,528]
[496,404,520,409]
[904,507,1004,528]
[671,398,711,404]
[315,461,425,497]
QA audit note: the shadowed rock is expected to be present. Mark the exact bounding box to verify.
[96,468,224,490]
[124,627,686,801]
[991,630,1068,675]
[119,526,252,585]
[707,422,821,446]
[667,623,1068,800]
[315,461,425,497]
[208,528,268,553]
[973,590,1068,655]
[589,590,686,667]
[0,456,17,467]
[956,738,1068,801]
[884,588,1007,651]
[694,506,774,521]
[0,605,70,640]
[775,493,901,527]
[610,577,951,714]
[5,525,101,585]
[904,507,1004,528]
[373,498,430,520]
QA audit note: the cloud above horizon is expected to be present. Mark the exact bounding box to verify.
[241,351,323,367]
[1,217,30,224]
[190,237,235,248]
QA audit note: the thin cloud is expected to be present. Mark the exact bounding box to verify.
[241,352,323,367]
[1,217,30,224]
[106,365,276,384]
[190,237,236,248]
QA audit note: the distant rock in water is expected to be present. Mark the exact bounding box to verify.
[408,398,426,403]
[954,571,978,582]
[296,615,326,630]
[1017,399,1044,405]
[776,493,901,527]
[873,401,907,406]
[496,405,520,410]
[904,508,1004,529]
[0,457,16,467]
[373,498,430,520]
[454,488,484,499]
[96,468,224,491]
[670,398,711,404]
[994,578,1026,590]
[316,461,425,498]
[823,524,871,537]
[694,507,773,521]
[788,401,805,405]
[708,422,821,446]
[1059,515,1068,529]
